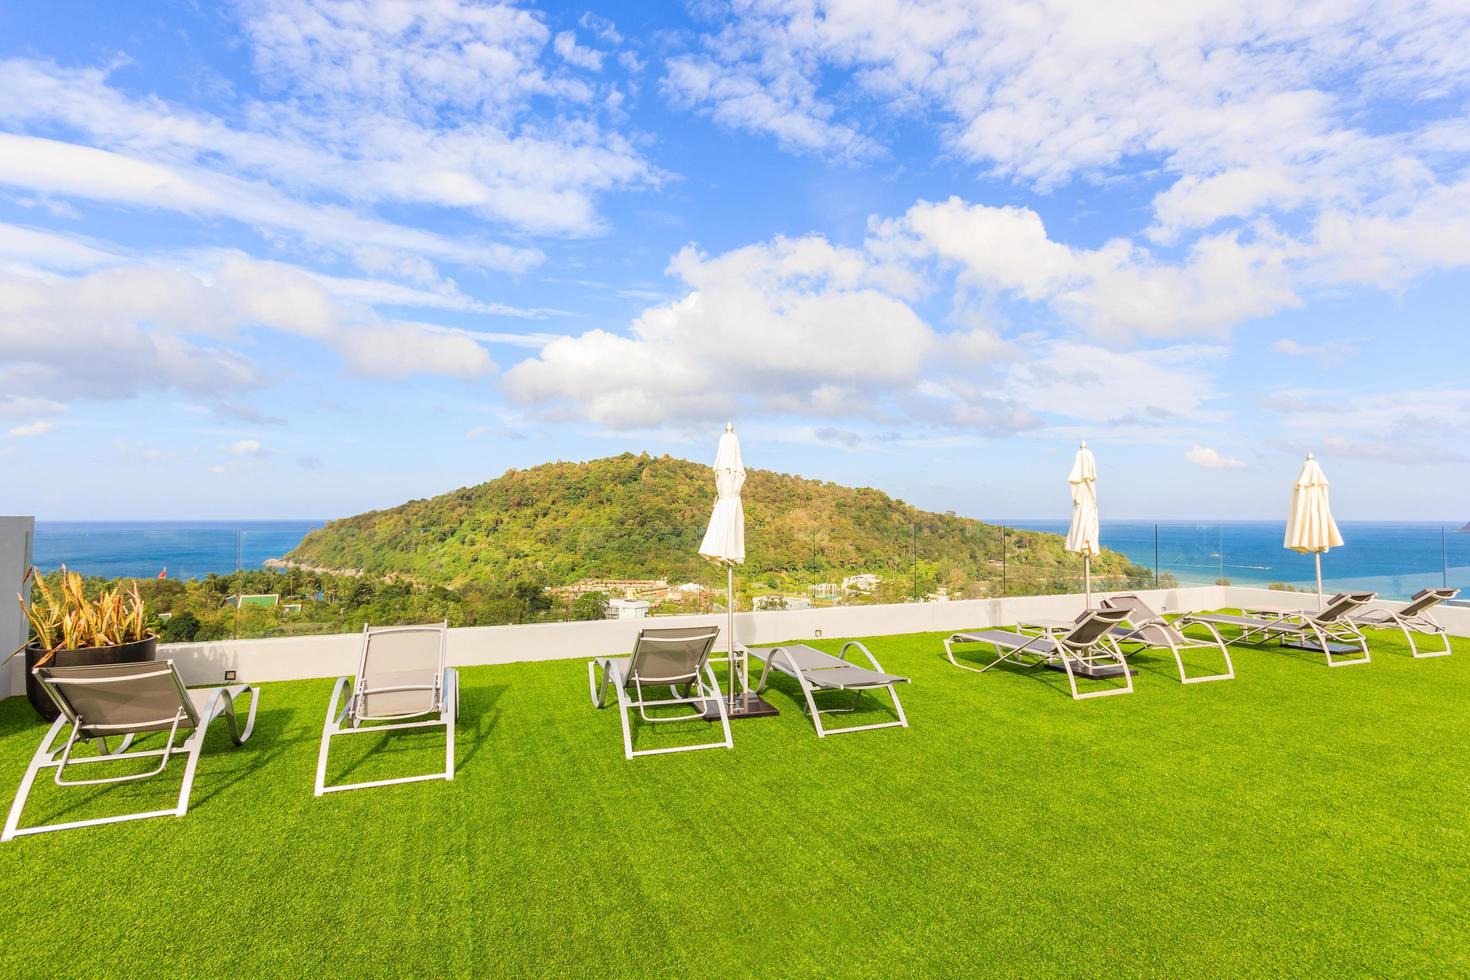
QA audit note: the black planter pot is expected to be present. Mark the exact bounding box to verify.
[24,635,158,721]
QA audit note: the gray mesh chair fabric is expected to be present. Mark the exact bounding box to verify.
[1346,587,1458,658]
[1180,592,1376,667]
[944,607,1136,700]
[3,659,258,841]
[315,622,458,795]
[749,642,908,736]
[589,626,732,759]
[1099,594,1235,684]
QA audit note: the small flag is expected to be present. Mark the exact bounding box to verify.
[158,567,167,579]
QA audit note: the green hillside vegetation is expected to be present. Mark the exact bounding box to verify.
[288,452,1151,598]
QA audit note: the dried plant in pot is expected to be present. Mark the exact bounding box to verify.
[10,566,157,720]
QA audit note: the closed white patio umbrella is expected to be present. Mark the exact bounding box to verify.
[698,423,777,719]
[1065,442,1101,609]
[1284,452,1344,610]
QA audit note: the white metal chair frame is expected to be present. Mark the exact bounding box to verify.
[1100,595,1235,684]
[1181,593,1375,667]
[315,622,459,796]
[3,661,258,841]
[1348,589,1458,659]
[943,609,1135,700]
[749,641,908,737]
[589,628,732,760]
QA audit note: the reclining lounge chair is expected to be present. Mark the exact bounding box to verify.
[1177,591,1375,667]
[315,622,458,795]
[1347,587,1459,659]
[1100,593,1234,684]
[747,642,908,736]
[943,607,1135,700]
[4,659,258,841]
[589,626,732,759]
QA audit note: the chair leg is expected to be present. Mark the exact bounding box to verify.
[444,669,458,781]
[2,716,67,843]
[315,677,351,798]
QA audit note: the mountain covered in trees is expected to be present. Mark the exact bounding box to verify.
[287,453,1149,595]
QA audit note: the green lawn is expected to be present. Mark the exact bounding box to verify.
[1,621,1467,977]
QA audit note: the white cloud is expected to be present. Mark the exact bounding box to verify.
[226,439,265,456]
[505,234,933,428]
[1270,337,1363,361]
[879,197,1300,341]
[7,420,56,438]
[0,133,538,274]
[1266,385,1470,465]
[0,10,657,242]
[0,221,124,275]
[554,31,605,71]
[1186,444,1248,470]
[0,255,499,412]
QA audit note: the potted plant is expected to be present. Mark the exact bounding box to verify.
[11,566,156,721]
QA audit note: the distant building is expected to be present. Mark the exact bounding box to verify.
[226,593,280,609]
[842,574,881,593]
[556,578,668,600]
[811,583,840,598]
[606,598,650,620]
[755,595,811,611]
[281,603,303,613]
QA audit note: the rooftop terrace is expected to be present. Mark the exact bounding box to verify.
[2,609,1468,976]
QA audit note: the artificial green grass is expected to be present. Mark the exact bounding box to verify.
[1,621,1467,977]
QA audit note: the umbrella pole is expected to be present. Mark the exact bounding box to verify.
[727,564,737,708]
[1085,555,1092,610]
[1315,553,1323,612]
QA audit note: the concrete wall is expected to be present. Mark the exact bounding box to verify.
[0,517,34,699]
[150,585,1225,686]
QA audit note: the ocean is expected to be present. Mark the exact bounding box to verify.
[1005,520,1469,598]
[27,519,1470,599]
[32,521,324,581]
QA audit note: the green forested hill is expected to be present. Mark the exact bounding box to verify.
[287,453,1149,595]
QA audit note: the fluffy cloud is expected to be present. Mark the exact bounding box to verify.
[0,3,656,253]
[671,1,1470,342]
[1266,385,1470,465]
[7,420,56,438]
[0,255,498,409]
[505,235,937,428]
[1186,445,1248,470]
[877,197,1299,341]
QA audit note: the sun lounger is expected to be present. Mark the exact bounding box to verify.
[1100,593,1234,683]
[1347,587,1459,658]
[943,607,1135,700]
[589,626,732,759]
[1178,591,1375,667]
[747,642,908,736]
[315,622,458,795]
[4,659,258,841]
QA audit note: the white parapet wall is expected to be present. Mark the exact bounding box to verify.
[4,581,1464,696]
[154,585,1225,687]
[1,517,35,700]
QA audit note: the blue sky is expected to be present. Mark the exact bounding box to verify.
[2,1,1468,522]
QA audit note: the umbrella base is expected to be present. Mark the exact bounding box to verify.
[1279,639,1362,655]
[703,692,780,720]
[1043,661,1136,679]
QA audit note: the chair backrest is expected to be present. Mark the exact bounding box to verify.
[34,659,196,737]
[1064,607,1132,647]
[1312,592,1376,623]
[1101,593,1189,644]
[355,622,446,719]
[626,626,719,687]
[1399,588,1458,617]
[1101,593,1161,624]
